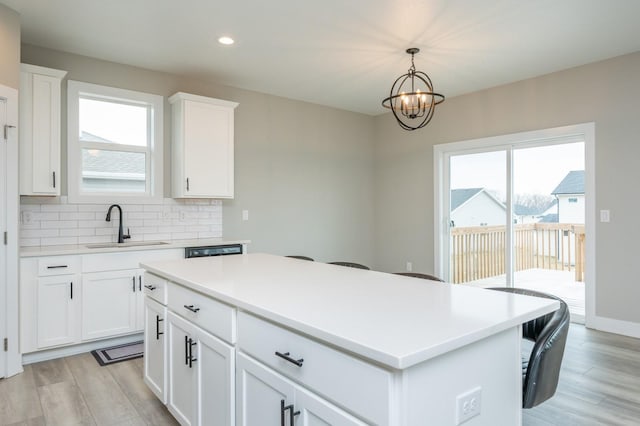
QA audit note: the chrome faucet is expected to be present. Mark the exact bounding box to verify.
[105,204,131,243]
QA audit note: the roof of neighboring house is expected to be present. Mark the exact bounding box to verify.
[551,170,584,195]
[451,188,507,213]
[451,188,484,211]
[514,199,557,216]
[539,213,559,223]
[81,131,145,177]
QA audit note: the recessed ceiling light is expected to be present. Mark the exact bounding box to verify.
[218,36,234,45]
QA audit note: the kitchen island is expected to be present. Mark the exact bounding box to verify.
[141,253,558,426]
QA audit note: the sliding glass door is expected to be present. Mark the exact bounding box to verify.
[434,124,592,322]
[448,150,508,285]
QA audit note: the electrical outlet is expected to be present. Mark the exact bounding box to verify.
[455,387,481,424]
[242,210,249,221]
[406,261,412,272]
[21,210,34,225]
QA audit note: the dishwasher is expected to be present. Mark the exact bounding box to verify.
[184,244,243,258]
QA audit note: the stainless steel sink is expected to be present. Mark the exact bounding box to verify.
[86,241,170,249]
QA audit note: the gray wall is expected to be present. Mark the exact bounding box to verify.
[373,52,640,324]
[21,44,376,266]
[0,4,20,89]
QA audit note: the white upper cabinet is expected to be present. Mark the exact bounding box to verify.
[169,92,238,199]
[19,64,67,196]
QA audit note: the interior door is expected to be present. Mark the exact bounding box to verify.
[0,98,7,377]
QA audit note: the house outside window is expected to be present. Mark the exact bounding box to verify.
[67,81,163,203]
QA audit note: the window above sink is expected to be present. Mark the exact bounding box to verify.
[67,81,164,204]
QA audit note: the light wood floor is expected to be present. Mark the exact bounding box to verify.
[1,324,639,425]
[0,353,177,426]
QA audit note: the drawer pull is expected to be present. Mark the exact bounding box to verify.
[47,265,68,269]
[280,400,300,426]
[183,304,200,313]
[144,284,157,291]
[275,351,304,367]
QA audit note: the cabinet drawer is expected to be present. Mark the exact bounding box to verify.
[37,256,81,276]
[237,312,392,425]
[167,283,236,344]
[143,272,168,305]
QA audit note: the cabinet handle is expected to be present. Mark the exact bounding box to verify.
[186,177,190,192]
[183,304,200,313]
[138,275,142,292]
[47,265,68,269]
[70,282,73,299]
[52,171,56,188]
[189,338,197,368]
[275,351,304,367]
[132,276,136,292]
[280,400,300,426]
[185,335,189,365]
[155,315,164,340]
[144,284,157,291]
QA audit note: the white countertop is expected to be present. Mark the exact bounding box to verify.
[141,253,559,370]
[20,238,250,257]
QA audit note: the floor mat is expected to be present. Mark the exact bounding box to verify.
[90,341,143,366]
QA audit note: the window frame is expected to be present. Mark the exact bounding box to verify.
[67,80,164,204]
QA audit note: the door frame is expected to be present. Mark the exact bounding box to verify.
[434,123,595,326]
[0,83,21,377]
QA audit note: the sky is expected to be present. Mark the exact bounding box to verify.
[79,98,147,146]
[450,142,584,199]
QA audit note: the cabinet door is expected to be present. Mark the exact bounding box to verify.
[167,312,197,426]
[236,353,295,426]
[81,269,138,340]
[19,66,65,196]
[144,297,167,404]
[135,270,145,331]
[37,274,79,348]
[295,386,367,426]
[182,100,234,198]
[197,327,235,426]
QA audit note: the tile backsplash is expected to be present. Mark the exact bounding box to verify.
[20,196,222,247]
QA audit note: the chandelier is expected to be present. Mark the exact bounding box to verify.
[382,48,445,131]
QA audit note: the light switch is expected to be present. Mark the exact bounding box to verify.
[242,210,249,221]
[600,210,610,223]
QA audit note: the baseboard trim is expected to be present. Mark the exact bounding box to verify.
[22,333,143,365]
[589,316,640,339]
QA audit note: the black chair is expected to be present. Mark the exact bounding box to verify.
[393,272,444,282]
[328,261,370,270]
[286,255,314,261]
[488,287,570,408]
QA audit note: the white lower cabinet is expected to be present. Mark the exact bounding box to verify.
[167,311,234,426]
[37,274,80,348]
[81,268,144,340]
[237,353,365,426]
[144,297,167,403]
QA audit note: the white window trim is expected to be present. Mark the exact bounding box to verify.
[67,80,164,204]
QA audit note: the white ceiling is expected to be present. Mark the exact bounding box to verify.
[3,0,640,115]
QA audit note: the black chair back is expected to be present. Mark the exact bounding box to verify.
[286,255,314,261]
[488,287,570,408]
[328,262,370,270]
[393,272,444,282]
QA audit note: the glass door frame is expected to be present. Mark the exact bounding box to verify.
[434,123,595,324]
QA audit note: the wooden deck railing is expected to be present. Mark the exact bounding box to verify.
[450,223,585,284]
